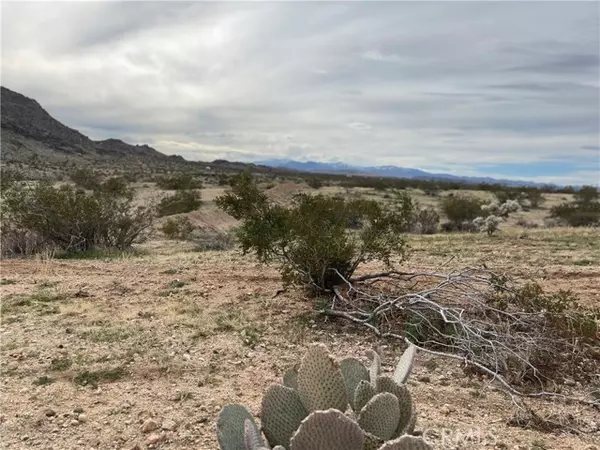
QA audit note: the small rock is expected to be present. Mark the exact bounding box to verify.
[141,419,159,433]
[161,419,177,431]
[70,419,79,426]
[77,413,87,423]
[440,404,455,415]
[417,375,431,383]
[73,407,84,414]
[564,378,576,386]
[144,433,165,446]
[44,409,56,417]
[182,353,191,361]
[21,435,30,441]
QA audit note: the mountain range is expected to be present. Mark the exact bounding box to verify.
[257,159,546,188]
[0,86,550,187]
[1,86,182,165]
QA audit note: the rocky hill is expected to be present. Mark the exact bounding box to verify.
[0,86,177,165]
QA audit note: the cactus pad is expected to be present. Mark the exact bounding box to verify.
[366,350,381,385]
[261,384,308,448]
[354,379,376,412]
[217,404,263,450]
[340,358,369,411]
[357,392,400,440]
[376,376,413,437]
[296,344,348,412]
[405,403,417,435]
[283,366,299,390]
[363,431,384,450]
[244,419,264,450]
[289,409,364,450]
[393,345,417,385]
[377,435,433,450]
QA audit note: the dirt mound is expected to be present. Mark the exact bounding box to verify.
[265,182,309,204]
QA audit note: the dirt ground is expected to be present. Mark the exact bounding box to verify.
[1,226,599,450]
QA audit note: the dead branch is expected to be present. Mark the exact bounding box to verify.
[321,267,600,408]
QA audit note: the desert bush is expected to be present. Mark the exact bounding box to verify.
[160,216,196,240]
[0,167,24,191]
[215,172,412,291]
[99,176,130,196]
[192,228,235,251]
[69,168,102,190]
[157,190,201,217]
[155,173,202,190]
[549,201,600,227]
[411,207,440,234]
[306,177,323,189]
[516,218,539,229]
[574,185,599,204]
[524,189,545,208]
[440,195,482,227]
[1,181,154,255]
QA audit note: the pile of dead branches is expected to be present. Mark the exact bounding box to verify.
[321,267,599,406]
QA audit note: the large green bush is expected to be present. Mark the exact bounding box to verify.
[550,201,600,227]
[440,195,482,228]
[215,172,412,291]
[1,182,154,255]
[156,190,202,217]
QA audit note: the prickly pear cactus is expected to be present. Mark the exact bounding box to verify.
[215,344,433,450]
[261,384,308,448]
[289,409,365,450]
[296,344,348,412]
[217,404,264,450]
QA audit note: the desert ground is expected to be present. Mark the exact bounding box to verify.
[1,184,599,450]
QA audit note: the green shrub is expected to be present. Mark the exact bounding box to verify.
[99,176,130,196]
[1,182,154,254]
[574,185,599,204]
[440,195,483,226]
[157,190,201,217]
[411,207,440,234]
[550,201,600,227]
[156,173,202,190]
[160,216,196,240]
[215,172,412,291]
[69,168,102,190]
[306,177,323,189]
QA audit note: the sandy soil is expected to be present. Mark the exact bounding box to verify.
[1,227,599,450]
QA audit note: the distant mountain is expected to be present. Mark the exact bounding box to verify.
[257,159,546,188]
[0,86,180,164]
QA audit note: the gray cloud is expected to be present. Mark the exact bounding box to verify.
[1,1,599,184]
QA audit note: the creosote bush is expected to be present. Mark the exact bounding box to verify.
[157,190,202,217]
[440,195,482,231]
[215,172,412,291]
[160,216,196,240]
[550,188,600,227]
[155,173,203,190]
[1,181,154,255]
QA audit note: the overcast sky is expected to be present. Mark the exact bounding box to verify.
[2,1,599,184]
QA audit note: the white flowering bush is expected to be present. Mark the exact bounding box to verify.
[481,200,520,218]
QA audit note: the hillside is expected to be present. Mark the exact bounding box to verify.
[0,86,177,164]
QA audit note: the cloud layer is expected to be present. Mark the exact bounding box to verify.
[2,1,599,184]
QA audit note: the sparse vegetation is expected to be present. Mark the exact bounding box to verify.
[550,186,600,227]
[440,195,483,231]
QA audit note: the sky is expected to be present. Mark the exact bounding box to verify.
[2,1,599,185]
